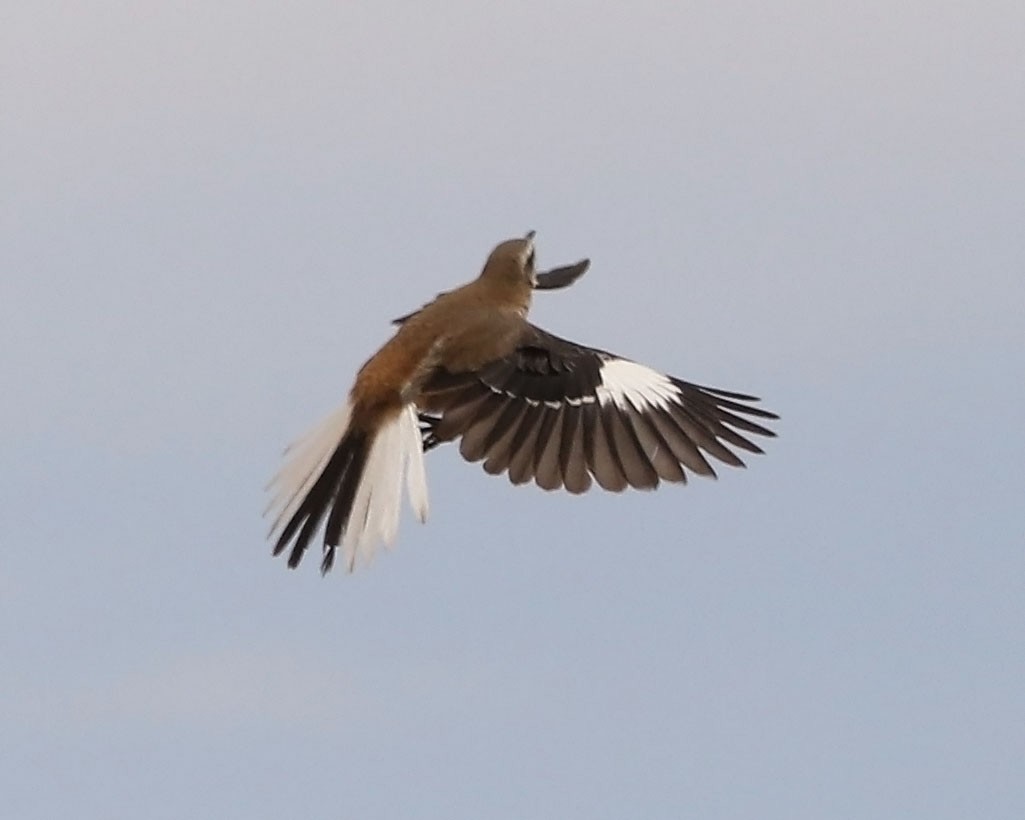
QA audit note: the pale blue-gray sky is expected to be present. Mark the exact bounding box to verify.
[3,2,1024,818]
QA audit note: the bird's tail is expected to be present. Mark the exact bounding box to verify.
[267,402,429,572]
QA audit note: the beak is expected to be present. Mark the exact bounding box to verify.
[533,258,590,290]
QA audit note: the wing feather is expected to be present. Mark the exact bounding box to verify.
[418,323,777,493]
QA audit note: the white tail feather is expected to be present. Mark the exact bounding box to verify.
[267,400,430,570]
[342,405,429,569]
[404,405,429,524]
[265,401,353,533]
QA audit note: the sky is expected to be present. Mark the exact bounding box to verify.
[2,2,1024,818]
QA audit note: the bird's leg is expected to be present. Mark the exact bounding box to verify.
[418,412,444,452]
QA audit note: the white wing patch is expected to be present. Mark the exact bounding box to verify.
[595,358,680,411]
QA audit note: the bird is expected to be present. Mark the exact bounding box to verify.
[266,231,778,573]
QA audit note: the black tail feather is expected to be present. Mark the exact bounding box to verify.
[273,429,369,571]
[322,430,370,573]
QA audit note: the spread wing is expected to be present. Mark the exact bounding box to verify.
[418,325,778,493]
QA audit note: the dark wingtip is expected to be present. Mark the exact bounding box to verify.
[534,259,590,290]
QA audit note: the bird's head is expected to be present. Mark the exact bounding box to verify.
[479,231,590,292]
[480,231,538,289]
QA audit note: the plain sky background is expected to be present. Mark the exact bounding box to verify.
[3,2,1024,818]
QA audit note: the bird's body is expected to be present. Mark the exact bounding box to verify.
[267,233,778,573]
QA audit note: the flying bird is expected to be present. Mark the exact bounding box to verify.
[267,232,778,573]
